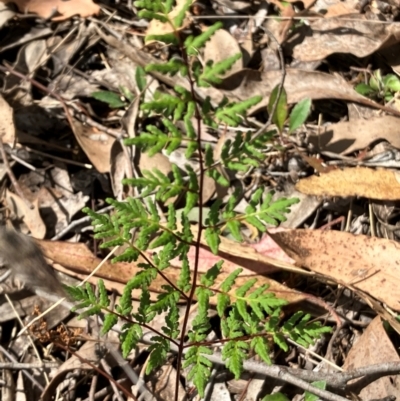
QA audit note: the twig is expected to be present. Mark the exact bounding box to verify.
[0,345,44,391]
[22,145,92,169]
[142,331,400,399]
[0,361,59,370]
[100,359,125,401]
[142,332,348,401]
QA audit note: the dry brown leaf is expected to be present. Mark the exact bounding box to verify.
[0,95,15,145]
[37,237,306,305]
[292,16,400,62]
[149,365,186,401]
[201,174,216,204]
[271,229,400,311]
[110,141,129,200]
[1,0,99,20]
[308,115,400,155]
[343,317,400,399]
[295,167,400,200]
[72,120,115,173]
[5,191,46,238]
[188,224,306,275]
[37,186,88,236]
[324,2,358,17]
[218,68,372,113]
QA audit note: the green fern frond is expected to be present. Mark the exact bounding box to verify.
[198,54,242,86]
[183,344,213,397]
[102,313,119,335]
[222,339,248,379]
[135,0,172,14]
[146,337,170,374]
[173,0,192,27]
[79,4,320,395]
[149,287,180,315]
[221,268,242,292]
[145,57,183,76]
[186,22,223,56]
[137,10,168,22]
[164,302,180,338]
[177,253,191,292]
[215,96,262,127]
[283,312,332,347]
[251,336,272,365]
[121,323,143,358]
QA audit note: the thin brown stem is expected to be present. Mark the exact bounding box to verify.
[174,23,206,401]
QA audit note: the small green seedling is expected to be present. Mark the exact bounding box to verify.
[355,69,400,102]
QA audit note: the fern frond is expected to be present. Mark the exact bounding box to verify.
[173,0,192,27]
[146,337,170,374]
[102,313,119,335]
[251,336,272,365]
[186,22,223,56]
[198,54,242,86]
[121,323,143,358]
[215,96,262,127]
[184,345,213,397]
[222,339,248,379]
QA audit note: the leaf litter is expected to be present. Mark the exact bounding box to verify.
[1,0,400,400]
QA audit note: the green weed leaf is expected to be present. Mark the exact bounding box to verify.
[289,98,311,133]
[92,91,127,108]
[267,86,288,132]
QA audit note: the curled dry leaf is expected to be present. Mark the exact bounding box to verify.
[5,191,46,238]
[0,95,15,145]
[292,16,400,62]
[110,141,130,200]
[150,365,186,401]
[271,229,400,311]
[1,0,100,21]
[272,184,322,228]
[296,167,400,200]
[308,115,400,155]
[71,120,115,174]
